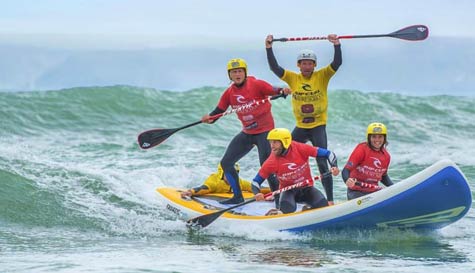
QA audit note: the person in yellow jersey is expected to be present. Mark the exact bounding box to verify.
[180,163,253,198]
[264,34,342,205]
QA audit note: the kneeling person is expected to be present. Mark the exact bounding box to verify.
[342,122,393,200]
[181,163,252,198]
[252,128,339,214]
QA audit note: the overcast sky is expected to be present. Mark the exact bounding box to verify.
[1,0,474,49]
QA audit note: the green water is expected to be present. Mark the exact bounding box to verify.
[1,86,474,272]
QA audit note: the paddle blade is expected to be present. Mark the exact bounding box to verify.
[186,198,256,228]
[390,25,429,41]
[187,210,225,228]
[137,128,177,149]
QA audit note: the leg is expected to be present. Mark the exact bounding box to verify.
[256,132,279,206]
[220,132,254,204]
[291,126,311,144]
[298,187,328,209]
[279,189,298,214]
[316,157,332,200]
[310,125,334,202]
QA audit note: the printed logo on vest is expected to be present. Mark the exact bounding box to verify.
[302,83,312,91]
[370,157,382,168]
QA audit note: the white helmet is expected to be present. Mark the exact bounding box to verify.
[297,49,317,62]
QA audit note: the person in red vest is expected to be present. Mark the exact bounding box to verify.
[202,58,290,205]
[342,122,394,200]
[251,128,339,214]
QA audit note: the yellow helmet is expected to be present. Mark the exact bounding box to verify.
[366,122,387,137]
[217,163,240,179]
[267,128,292,149]
[227,58,247,79]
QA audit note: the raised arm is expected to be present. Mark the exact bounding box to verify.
[265,34,285,78]
[328,34,342,71]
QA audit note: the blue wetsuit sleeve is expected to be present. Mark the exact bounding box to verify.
[330,44,342,71]
[266,47,285,78]
[317,148,330,157]
[252,174,265,195]
[317,148,338,168]
[381,174,394,187]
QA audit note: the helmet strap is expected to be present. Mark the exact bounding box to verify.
[278,143,289,156]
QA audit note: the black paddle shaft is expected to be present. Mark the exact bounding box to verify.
[137,93,286,149]
[274,25,429,42]
[138,120,202,149]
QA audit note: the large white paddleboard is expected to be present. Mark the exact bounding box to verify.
[157,159,472,232]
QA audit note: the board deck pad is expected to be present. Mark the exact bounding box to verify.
[192,195,304,215]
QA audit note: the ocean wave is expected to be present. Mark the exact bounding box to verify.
[0,85,473,235]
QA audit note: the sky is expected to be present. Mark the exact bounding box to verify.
[1,0,474,49]
[0,0,473,94]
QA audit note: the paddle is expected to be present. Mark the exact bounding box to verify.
[137,93,286,149]
[272,25,429,42]
[186,178,315,229]
[355,181,383,190]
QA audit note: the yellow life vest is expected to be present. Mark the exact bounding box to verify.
[192,173,252,195]
[281,64,336,128]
